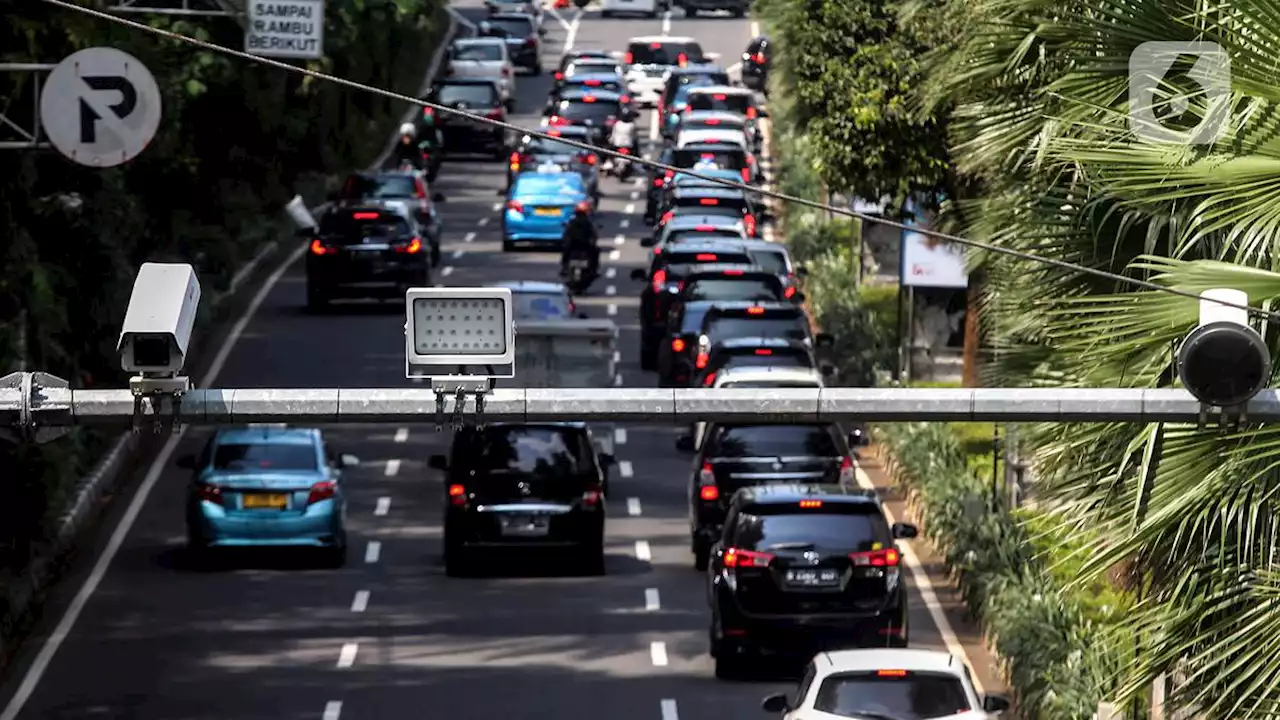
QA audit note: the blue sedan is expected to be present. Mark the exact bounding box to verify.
[502,171,591,251]
[179,426,357,565]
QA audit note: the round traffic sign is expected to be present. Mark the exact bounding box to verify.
[40,47,162,168]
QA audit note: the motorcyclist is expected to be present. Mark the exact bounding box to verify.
[392,122,424,170]
[560,202,600,279]
[416,112,445,179]
[604,110,638,178]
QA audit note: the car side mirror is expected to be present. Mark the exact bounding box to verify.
[675,434,695,453]
[432,192,446,202]
[339,453,360,468]
[982,694,1011,713]
[175,454,196,470]
[795,265,808,277]
[892,522,919,539]
[761,694,790,713]
[630,268,647,281]
[428,454,448,471]
[815,333,834,348]
[598,452,616,467]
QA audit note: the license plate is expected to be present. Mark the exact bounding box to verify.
[570,258,590,267]
[500,513,550,537]
[243,493,288,509]
[785,568,840,587]
[534,207,561,217]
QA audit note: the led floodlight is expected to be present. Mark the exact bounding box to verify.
[405,287,516,380]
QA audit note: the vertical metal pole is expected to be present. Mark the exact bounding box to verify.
[32,73,42,145]
[905,285,916,383]
[894,283,904,383]
[991,423,1000,507]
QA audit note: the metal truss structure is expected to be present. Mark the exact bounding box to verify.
[0,64,55,150]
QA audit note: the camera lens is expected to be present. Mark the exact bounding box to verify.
[1179,323,1271,407]
[133,336,171,367]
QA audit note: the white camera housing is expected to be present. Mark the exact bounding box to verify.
[117,263,201,376]
[405,287,515,380]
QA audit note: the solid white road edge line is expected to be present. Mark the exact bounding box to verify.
[374,496,392,516]
[645,588,661,611]
[0,238,309,720]
[337,642,358,668]
[634,540,652,561]
[650,641,669,666]
[660,698,679,720]
[323,700,343,720]
[364,541,381,564]
[394,427,409,443]
[853,465,985,695]
[385,459,401,477]
[351,590,370,613]
[627,497,641,516]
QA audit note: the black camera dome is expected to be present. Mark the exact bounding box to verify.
[1178,321,1272,407]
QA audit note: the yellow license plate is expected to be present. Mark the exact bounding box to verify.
[244,493,288,509]
[534,208,561,216]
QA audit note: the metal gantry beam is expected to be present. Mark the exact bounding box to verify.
[109,0,244,17]
[0,64,55,150]
[2,381,1278,436]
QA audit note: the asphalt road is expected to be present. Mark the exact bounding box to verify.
[0,4,1001,719]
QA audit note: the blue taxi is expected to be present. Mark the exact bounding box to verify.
[178,426,358,565]
[502,170,591,251]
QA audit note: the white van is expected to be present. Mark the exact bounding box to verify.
[601,0,662,18]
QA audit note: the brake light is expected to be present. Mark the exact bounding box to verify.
[555,71,564,79]
[396,237,423,253]
[695,351,709,369]
[677,53,688,67]
[507,200,524,214]
[652,269,668,294]
[695,253,717,261]
[549,116,569,126]
[486,108,504,119]
[624,52,633,63]
[309,239,329,255]
[752,52,766,64]
[583,95,597,103]
[353,212,379,219]
[744,214,756,236]
[621,95,631,104]
[699,198,719,205]
[653,246,663,255]
[754,349,773,355]
[799,499,823,508]
[724,547,773,568]
[741,168,751,182]
[585,79,601,86]
[713,94,726,100]
[423,107,434,118]
[746,107,757,119]
[308,480,337,505]
[851,548,900,567]
[663,170,675,182]
[878,669,908,677]
[195,483,222,506]
[660,211,674,225]
[548,130,562,136]
[619,147,630,155]
[582,484,603,506]
[695,225,715,231]
[839,455,854,484]
[700,153,715,159]
[784,285,797,299]
[698,461,715,485]
[671,338,686,353]
[723,269,743,275]
[584,154,598,165]
[746,306,765,315]
[509,152,521,171]
[703,372,716,385]
[700,485,719,501]
[653,177,665,187]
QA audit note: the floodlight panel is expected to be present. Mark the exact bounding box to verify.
[405,287,516,369]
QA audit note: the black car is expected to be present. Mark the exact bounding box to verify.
[302,204,431,310]
[478,13,543,73]
[675,0,747,18]
[432,423,614,576]
[694,336,822,387]
[508,128,601,198]
[680,423,860,568]
[685,85,766,146]
[706,484,916,677]
[631,242,755,369]
[423,78,508,158]
[545,89,624,146]
[696,301,818,352]
[645,143,754,221]
[657,186,762,239]
[741,35,772,93]
[331,171,445,267]
[659,65,731,117]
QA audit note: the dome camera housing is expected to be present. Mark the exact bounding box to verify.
[1177,321,1272,408]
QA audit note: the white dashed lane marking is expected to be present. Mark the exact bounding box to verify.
[629,191,639,200]
[605,267,617,279]
[323,701,343,720]
[464,231,476,242]
[620,219,630,228]
[613,234,625,246]
[614,427,627,444]
[385,459,401,476]
[351,590,370,613]
[374,497,391,516]
[478,217,489,226]
[650,641,669,666]
[441,266,454,277]
[634,540,652,561]
[627,497,641,516]
[612,350,621,363]
[606,286,616,296]
[624,203,635,213]
[492,202,502,211]
[661,699,678,720]
[619,460,634,478]
[364,541,381,564]
[393,428,408,443]
[337,643,358,668]
[609,249,621,261]
[613,374,623,386]
[645,588,661,611]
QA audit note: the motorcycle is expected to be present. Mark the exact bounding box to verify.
[563,254,597,294]
[605,146,634,179]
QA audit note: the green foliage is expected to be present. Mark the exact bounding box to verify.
[0,0,449,568]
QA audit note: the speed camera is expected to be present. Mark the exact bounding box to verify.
[405,287,515,380]
[117,263,201,376]
[1177,288,1271,409]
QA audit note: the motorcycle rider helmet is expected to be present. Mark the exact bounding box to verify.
[399,122,417,139]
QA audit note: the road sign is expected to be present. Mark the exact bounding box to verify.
[246,0,325,60]
[39,47,162,168]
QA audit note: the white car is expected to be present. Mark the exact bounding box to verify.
[679,109,761,151]
[447,38,515,107]
[676,127,750,150]
[692,366,824,448]
[761,649,1012,720]
[601,0,662,18]
[623,36,712,108]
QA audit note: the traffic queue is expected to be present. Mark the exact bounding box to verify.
[185,12,1013,716]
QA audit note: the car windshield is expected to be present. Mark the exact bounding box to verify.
[436,83,498,105]
[514,175,583,196]
[319,213,410,241]
[473,427,588,476]
[667,230,743,245]
[674,148,747,170]
[565,78,624,93]
[522,136,582,155]
[685,117,745,131]
[512,291,572,319]
[567,60,621,76]
[705,317,807,342]
[486,18,532,35]
[212,442,317,471]
[724,380,820,388]
[748,250,788,274]
[338,174,417,200]
[628,42,702,65]
[720,351,811,370]
[454,43,503,61]
[667,74,729,103]
[558,100,620,122]
[685,278,779,301]
[732,512,886,554]
[665,250,751,266]
[690,92,752,114]
[711,425,838,458]
[676,194,747,212]
[812,672,973,720]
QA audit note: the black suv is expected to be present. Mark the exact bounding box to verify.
[657,186,762,239]
[479,13,542,73]
[301,204,431,310]
[331,171,445,267]
[431,423,614,576]
[423,78,508,158]
[696,302,820,356]
[631,242,754,370]
[707,484,917,677]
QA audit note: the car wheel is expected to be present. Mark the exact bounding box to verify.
[602,9,612,16]
[731,7,744,15]
[532,63,543,75]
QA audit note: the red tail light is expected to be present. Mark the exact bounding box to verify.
[677,53,688,67]
[878,669,909,677]
[695,253,718,261]
[704,118,721,125]
[744,214,756,236]
[752,52,765,64]
[308,480,337,504]
[584,154,598,165]
[746,107,757,119]
[624,52,633,63]
[740,168,751,182]
[414,179,427,198]
[723,269,744,275]
[703,371,716,385]
[671,337,686,353]
[486,108,504,119]
[650,42,663,49]
[652,269,668,294]
[724,547,773,568]
[353,212,379,219]
[448,483,467,506]
[851,548,900,567]
[746,306,765,315]
[695,351,709,369]
[653,177,664,187]
[660,211,674,225]
[195,483,222,506]
[548,130,562,136]
[585,79,601,86]
[309,239,329,255]
[618,147,630,155]
[754,349,773,355]
[700,485,719,501]
[395,237,423,253]
[784,285,797,299]
[423,107,434,118]
[582,95,597,103]
[507,200,524,213]
[549,116,570,126]
[582,484,603,506]
[699,198,719,206]
[555,71,564,80]
[713,94,726,100]
[695,225,716,231]
[621,95,631,104]
[663,170,675,181]
[509,152,521,171]
[799,500,823,508]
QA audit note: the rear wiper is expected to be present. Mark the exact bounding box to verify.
[765,542,814,551]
